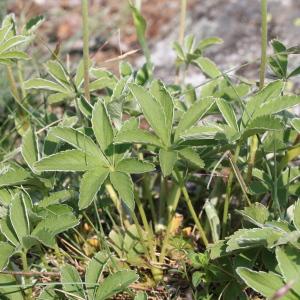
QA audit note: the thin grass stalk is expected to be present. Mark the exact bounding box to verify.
[247,0,268,182]
[175,168,209,247]
[21,250,32,299]
[222,144,241,239]
[81,0,90,101]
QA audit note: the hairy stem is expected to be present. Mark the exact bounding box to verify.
[81,0,90,101]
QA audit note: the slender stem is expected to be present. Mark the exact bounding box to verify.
[17,61,26,100]
[143,174,157,227]
[222,144,241,238]
[247,0,268,184]
[81,0,90,101]
[159,184,181,263]
[259,0,268,90]
[178,0,187,46]
[175,169,209,247]
[135,193,157,264]
[21,250,32,299]
[7,66,21,102]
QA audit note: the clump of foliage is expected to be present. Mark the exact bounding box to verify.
[0,0,300,299]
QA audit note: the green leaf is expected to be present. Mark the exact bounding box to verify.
[110,171,134,210]
[269,39,287,78]
[241,80,284,127]
[174,97,215,141]
[276,245,300,295]
[114,128,162,147]
[254,95,300,118]
[293,200,300,231]
[0,35,28,53]
[241,115,282,140]
[197,37,223,50]
[226,228,283,252]
[193,57,222,78]
[150,80,174,140]
[0,165,32,188]
[49,126,106,162]
[22,126,39,173]
[216,98,239,132]
[128,83,169,145]
[85,251,109,300]
[288,66,300,79]
[236,202,269,227]
[0,274,24,300]
[46,60,69,86]
[95,270,138,300]
[61,264,85,299]
[38,190,75,208]
[0,51,29,60]
[0,217,19,246]
[237,267,298,300]
[89,77,116,91]
[180,124,226,141]
[25,15,44,33]
[178,148,205,168]
[291,118,300,133]
[35,150,98,172]
[9,194,29,243]
[0,242,14,270]
[24,78,70,93]
[79,168,109,210]
[92,100,114,156]
[159,149,177,177]
[116,159,155,174]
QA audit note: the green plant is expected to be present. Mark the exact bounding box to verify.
[0,0,300,299]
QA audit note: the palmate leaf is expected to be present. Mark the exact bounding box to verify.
[174,97,215,142]
[276,245,300,295]
[95,270,138,300]
[216,98,239,132]
[34,150,99,172]
[114,128,162,147]
[177,148,205,168]
[0,242,15,270]
[110,171,134,210]
[128,83,169,146]
[79,168,109,210]
[193,57,222,78]
[85,251,109,300]
[116,159,155,174]
[61,264,85,299]
[237,267,298,300]
[269,39,288,78]
[241,80,284,127]
[241,115,283,140]
[150,80,174,141]
[0,274,24,300]
[253,95,300,118]
[9,194,29,243]
[0,165,32,188]
[22,126,39,173]
[24,78,71,94]
[48,126,107,162]
[159,149,177,177]
[92,101,114,156]
[46,60,69,86]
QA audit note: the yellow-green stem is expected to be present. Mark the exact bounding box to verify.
[21,250,32,299]
[175,169,209,247]
[222,144,241,238]
[81,0,90,101]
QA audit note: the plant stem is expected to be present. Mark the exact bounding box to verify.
[21,250,32,299]
[81,0,90,101]
[159,184,181,263]
[259,0,268,90]
[175,169,209,247]
[247,0,268,183]
[222,144,241,238]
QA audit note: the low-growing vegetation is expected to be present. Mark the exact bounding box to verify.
[0,0,300,299]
